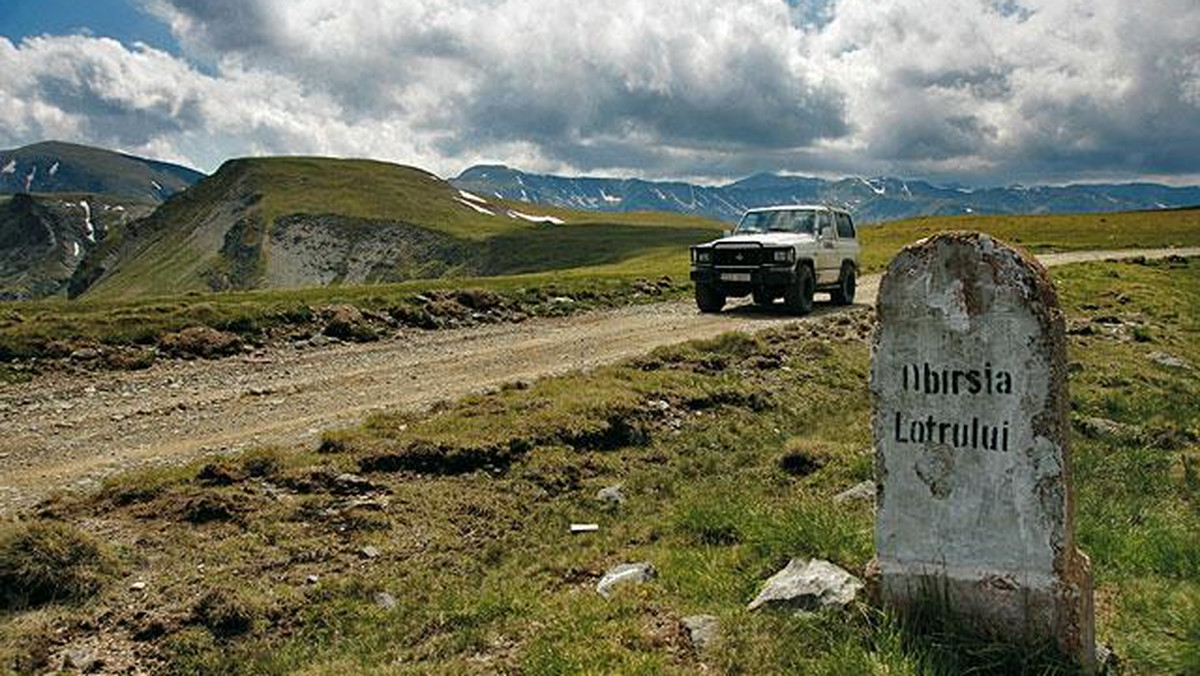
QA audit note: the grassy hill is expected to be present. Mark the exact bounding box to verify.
[2,256,1196,674]
[70,157,720,300]
[0,141,203,203]
[857,208,1200,272]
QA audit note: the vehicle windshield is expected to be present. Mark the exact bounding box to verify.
[735,209,818,235]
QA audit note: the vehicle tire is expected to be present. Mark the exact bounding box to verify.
[695,283,725,313]
[752,289,774,307]
[784,264,815,316]
[831,263,857,306]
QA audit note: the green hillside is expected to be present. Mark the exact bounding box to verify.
[858,208,1200,272]
[70,157,720,300]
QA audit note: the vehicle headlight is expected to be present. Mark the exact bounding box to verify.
[693,249,712,263]
[772,249,795,263]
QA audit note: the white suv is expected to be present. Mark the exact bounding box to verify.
[689,205,860,314]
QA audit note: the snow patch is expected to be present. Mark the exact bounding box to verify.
[458,189,489,205]
[507,209,564,225]
[151,180,163,192]
[49,161,60,177]
[79,200,95,242]
[1,160,15,174]
[600,189,623,204]
[456,197,496,216]
[24,166,36,192]
[858,177,885,195]
[70,241,80,258]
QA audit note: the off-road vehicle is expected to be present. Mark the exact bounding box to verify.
[689,205,859,314]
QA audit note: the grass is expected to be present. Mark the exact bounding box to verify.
[0,521,120,610]
[70,156,721,300]
[5,207,1199,368]
[857,207,1200,271]
[5,257,1196,673]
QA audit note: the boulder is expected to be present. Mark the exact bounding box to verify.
[747,559,862,612]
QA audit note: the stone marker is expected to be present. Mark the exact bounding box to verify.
[870,232,1094,668]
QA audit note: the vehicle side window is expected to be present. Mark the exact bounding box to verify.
[836,213,855,239]
[818,212,834,238]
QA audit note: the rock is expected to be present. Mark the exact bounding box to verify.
[597,484,626,505]
[374,592,397,610]
[69,348,101,361]
[549,296,575,305]
[1148,351,1192,370]
[332,473,377,495]
[62,647,99,672]
[833,480,875,504]
[360,546,381,559]
[159,326,242,359]
[1076,416,1138,440]
[596,562,656,598]
[682,614,720,652]
[747,559,862,612]
[129,581,147,592]
[306,574,320,585]
[323,304,369,340]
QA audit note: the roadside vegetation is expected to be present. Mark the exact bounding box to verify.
[2,208,1198,379]
[1,256,1195,674]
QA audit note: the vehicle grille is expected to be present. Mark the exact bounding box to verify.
[713,247,766,266]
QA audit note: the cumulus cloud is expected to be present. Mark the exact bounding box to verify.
[2,0,1198,183]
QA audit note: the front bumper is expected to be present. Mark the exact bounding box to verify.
[690,265,797,289]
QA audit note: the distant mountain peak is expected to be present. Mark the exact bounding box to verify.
[0,140,205,203]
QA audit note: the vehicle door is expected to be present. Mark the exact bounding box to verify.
[815,210,840,284]
[835,212,859,269]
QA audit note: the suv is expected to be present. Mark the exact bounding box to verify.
[689,205,859,314]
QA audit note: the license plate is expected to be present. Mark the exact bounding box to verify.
[720,273,752,282]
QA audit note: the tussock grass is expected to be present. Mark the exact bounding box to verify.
[0,521,120,609]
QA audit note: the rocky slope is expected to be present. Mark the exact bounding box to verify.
[0,193,153,300]
[454,165,1200,223]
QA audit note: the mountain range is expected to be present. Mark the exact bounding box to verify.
[2,139,1199,300]
[453,165,1200,223]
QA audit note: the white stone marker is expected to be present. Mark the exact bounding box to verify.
[870,232,1094,668]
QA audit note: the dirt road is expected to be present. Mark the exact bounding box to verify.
[1,247,1195,513]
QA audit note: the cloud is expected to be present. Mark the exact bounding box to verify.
[1,0,1198,184]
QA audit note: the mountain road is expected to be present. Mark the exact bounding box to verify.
[1,247,1196,514]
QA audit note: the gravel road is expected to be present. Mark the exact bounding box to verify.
[2,247,1195,513]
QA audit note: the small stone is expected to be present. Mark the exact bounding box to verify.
[129,581,147,592]
[1076,416,1137,440]
[834,480,875,504]
[1148,351,1192,370]
[360,546,381,559]
[597,484,626,505]
[373,592,397,610]
[682,614,721,652]
[549,296,575,305]
[747,559,862,612]
[62,647,98,671]
[570,523,599,534]
[332,473,376,494]
[306,574,320,585]
[596,562,656,598]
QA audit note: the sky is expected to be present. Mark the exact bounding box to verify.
[1,0,1198,186]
